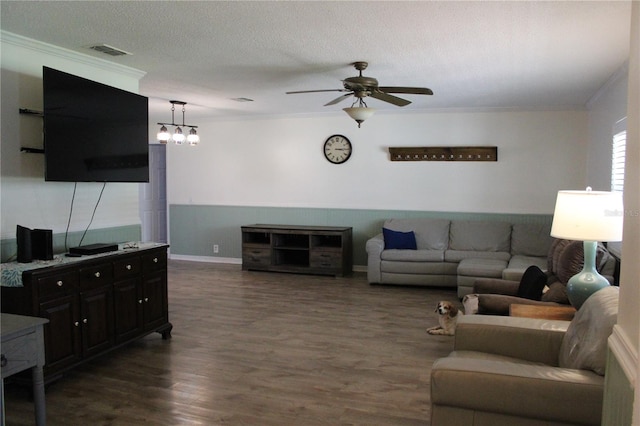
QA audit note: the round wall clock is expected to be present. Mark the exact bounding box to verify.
[323,134,352,164]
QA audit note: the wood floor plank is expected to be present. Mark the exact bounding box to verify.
[3,261,458,425]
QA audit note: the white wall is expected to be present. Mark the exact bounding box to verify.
[162,109,588,215]
[0,32,145,240]
[586,65,629,191]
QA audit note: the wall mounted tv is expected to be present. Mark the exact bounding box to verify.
[43,66,149,182]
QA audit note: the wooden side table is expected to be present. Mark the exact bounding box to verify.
[509,304,576,321]
[1,313,49,426]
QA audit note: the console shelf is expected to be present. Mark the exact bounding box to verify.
[241,224,352,276]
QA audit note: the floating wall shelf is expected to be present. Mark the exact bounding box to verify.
[389,146,498,162]
[19,108,45,153]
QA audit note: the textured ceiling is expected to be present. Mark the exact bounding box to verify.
[0,1,632,120]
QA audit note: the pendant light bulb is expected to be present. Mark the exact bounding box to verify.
[173,127,185,145]
[187,128,200,146]
[157,125,170,143]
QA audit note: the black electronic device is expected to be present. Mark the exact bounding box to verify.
[17,225,54,263]
[43,66,149,183]
[69,243,119,256]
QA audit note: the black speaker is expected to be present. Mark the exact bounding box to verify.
[32,229,53,260]
[16,225,53,263]
[16,225,32,263]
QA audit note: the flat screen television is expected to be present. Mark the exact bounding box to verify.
[43,66,149,182]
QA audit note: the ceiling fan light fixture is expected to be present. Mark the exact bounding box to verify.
[343,107,376,128]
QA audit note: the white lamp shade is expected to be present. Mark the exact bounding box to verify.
[343,107,376,122]
[551,189,624,242]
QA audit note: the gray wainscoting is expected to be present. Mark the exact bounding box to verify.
[169,204,553,266]
[602,348,634,425]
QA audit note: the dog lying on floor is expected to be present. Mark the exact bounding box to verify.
[427,301,464,336]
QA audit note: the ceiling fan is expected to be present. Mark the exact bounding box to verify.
[286,61,433,127]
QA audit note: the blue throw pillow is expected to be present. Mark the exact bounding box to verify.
[382,228,417,250]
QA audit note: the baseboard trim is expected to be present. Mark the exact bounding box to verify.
[609,324,638,387]
[169,254,242,264]
[168,254,367,273]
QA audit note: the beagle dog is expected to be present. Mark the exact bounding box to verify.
[427,301,464,336]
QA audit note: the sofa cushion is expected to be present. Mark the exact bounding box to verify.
[383,218,450,250]
[445,250,511,263]
[559,286,619,375]
[457,258,507,278]
[511,223,553,257]
[502,255,548,281]
[381,249,445,262]
[382,228,416,250]
[449,221,511,252]
[541,281,570,304]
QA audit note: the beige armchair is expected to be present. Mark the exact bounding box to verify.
[430,286,619,426]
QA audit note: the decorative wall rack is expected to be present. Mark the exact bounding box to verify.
[389,146,498,162]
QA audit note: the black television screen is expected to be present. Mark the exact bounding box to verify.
[43,66,149,182]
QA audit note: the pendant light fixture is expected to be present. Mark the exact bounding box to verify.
[157,100,200,146]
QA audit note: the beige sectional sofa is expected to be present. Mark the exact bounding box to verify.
[366,218,553,297]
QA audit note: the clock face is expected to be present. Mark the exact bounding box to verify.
[324,135,352,164]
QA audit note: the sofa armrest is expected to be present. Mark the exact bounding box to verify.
[473,278,519,295]
[431,357,604,425]
[477,294,566,315]
[454,315,569,366]
[365,233,384,283]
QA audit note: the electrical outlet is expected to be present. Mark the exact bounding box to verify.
[213,244,219,254]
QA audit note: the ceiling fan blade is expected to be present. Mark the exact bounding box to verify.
[378,86,434,95]
[286,89,346,94]
[369,91,411,107]
[324,93,353,106]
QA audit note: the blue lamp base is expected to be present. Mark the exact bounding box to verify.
[566,240,610,309]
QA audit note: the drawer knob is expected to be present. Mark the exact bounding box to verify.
[153,257,158,263]
[1,354,7,368]
[74,321,80,327]
[138,299,143,304]
[83,318,88,324]
[126,264,132,270]
[57,280,63,287]
[144,297,149,302]
[94,272,101,278]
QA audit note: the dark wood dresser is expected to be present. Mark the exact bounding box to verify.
[1,244,172,384]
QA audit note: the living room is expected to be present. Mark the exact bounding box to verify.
[1,1,639,424]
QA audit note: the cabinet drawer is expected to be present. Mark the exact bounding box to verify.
[242,248,271,267]
[113,257,141,280]
[37,272,79,301]
[1,329,38,377]
[142,251,167,274]
[310,251,342,269]
[79,264,113,289]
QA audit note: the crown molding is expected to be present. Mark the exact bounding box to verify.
[0,30,146,80]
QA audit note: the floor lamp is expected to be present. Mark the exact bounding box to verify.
[550,188,624,309]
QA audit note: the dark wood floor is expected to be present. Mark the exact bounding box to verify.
[4,261,459,425]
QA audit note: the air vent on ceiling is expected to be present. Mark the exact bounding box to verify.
[88,44,132,57]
